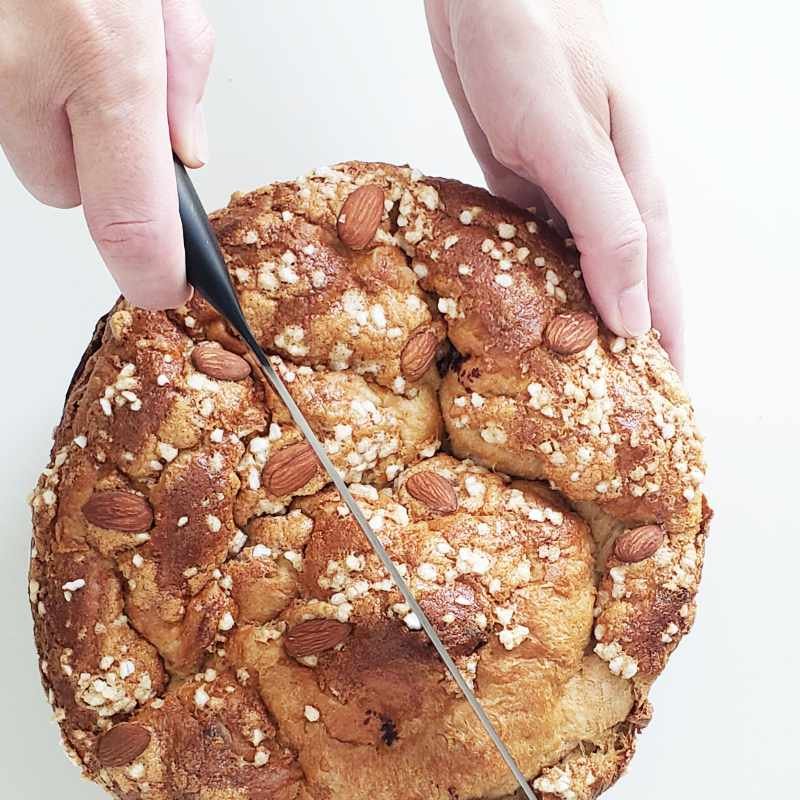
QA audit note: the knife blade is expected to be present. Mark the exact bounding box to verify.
[174,157,537,800]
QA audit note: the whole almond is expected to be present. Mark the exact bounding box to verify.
[406,471,458,514]
[614,525,665,563]
[419,583,485,656]
[544,311,598,356]
[82,490,153,532]
[284,618,352,658]
[206,319,248,355]
[262,442,320,496]
[96,723,151,767]
[192,341,251,381]
[400,329,439,381]
[337,185,384,250]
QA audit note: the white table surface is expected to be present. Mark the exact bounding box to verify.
[1,2,797,797]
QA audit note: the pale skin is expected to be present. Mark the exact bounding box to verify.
[0,0,683,371]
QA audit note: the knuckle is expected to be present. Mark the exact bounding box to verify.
[485,114,536,180]
[490,97,554,184]
[67,62,157,118]
[191,19,217,64]
[66,58,157,123]
[641,195,670,242]
[519,4,558,41]
[607,220,648,266]
[89,216,165,263]
[171,16,216,68]
[465,0,555,42]
[123,56,163,98]
[486,135,519,176]
[63,21,161,112]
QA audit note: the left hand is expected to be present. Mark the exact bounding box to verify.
[425,0,683,371]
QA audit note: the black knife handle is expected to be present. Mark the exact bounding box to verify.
[173,155,257,351]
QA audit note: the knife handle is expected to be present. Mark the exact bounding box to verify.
[173,155,258,352]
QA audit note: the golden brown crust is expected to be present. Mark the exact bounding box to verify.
[29,162,709,800]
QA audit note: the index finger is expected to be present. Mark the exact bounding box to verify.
[66,6,188,310]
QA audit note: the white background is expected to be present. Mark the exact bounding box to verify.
[1,1,797,797]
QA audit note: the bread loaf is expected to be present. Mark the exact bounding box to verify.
[29,161,709,800]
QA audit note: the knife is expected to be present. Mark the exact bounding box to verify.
[174,156,537,800]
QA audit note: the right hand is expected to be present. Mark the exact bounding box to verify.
[0,0,215,309]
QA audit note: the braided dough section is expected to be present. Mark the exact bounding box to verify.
[29,162,708,800]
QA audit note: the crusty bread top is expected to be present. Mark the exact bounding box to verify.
[29,162,709,800]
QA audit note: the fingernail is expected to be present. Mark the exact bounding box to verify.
[617,281,651,337]
[193,103,209,166]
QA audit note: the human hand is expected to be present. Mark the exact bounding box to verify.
[425,0,683,371]
[0,0,215,309]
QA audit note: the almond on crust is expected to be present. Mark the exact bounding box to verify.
[29,162,709,800]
